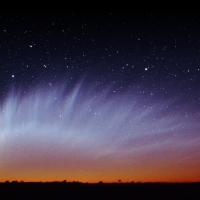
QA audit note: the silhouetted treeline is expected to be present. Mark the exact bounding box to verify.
[0,181,200,199]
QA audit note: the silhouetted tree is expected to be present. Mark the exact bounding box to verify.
[11,181,18,184]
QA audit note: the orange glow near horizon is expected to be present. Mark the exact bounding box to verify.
[1,140,200,183]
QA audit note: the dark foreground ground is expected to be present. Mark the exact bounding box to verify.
[0,182,200,199]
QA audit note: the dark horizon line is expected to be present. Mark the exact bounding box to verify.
[1,180,200,184]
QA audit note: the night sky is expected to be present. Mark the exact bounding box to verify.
[0,11,200,183]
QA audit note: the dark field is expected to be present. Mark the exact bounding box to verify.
[0,182,200,199]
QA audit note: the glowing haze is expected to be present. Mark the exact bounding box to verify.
[0,80,200,183]
[1,11,200,183]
